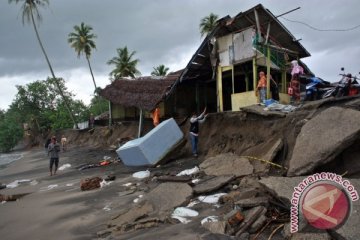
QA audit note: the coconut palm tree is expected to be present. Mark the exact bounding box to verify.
[68,22,98,90]
[199,13,219,37]
[107,46,141,79]
[8,0,78,128]
[151,64,169,76]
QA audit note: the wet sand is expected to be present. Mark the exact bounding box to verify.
[0,144,207,240]
[0,145,136,240]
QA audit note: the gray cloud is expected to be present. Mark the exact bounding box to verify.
[1,0,360,109]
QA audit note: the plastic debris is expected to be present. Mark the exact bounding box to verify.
[132,170,150,179]
[122,182,133,187]
[40,184,58,192]
[58,163,71,171]
[198,193,227,204]
[187,200,200,208]
[171,207,199,224]
[191,179,200,184]
[30,180,38,186]
[100,179,112,188]
[133,194,144,203]
[103,204,111,211]
[201,216,219,225]
[103,156,111,160]
[6,179,31,189]
[66,183,74,187]
[176,166,200,176]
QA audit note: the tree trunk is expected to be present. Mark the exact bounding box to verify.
[86,56,104,113]
[30,7,78,129]
[86,56,97,89]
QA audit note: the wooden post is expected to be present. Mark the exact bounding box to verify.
[253,58,257,96]
[254,9,262,43]
[266,46,271,99]
[282,70,287,93]
[265,22,271,44]
[108,101,112,127]
[138,108,143,138]
[217,66,223,112]
[232,65,235,94]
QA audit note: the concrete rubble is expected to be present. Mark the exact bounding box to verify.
[288,107,360,176]
[97,97,360,240]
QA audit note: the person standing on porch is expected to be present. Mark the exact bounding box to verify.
[257,71,267,104]
[189,107,207,157]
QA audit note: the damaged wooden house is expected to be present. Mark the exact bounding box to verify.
[171,3,313,112]
[100,4,313,124]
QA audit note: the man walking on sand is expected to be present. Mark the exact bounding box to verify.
[48,136,60,176]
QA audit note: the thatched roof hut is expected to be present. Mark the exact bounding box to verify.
[100,72,181,112]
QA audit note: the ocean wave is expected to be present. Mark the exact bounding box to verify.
[0,153,23,167]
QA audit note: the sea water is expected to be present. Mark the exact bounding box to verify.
[0,153,23,169]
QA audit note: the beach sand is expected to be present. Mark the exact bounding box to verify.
[0,145,137,240]
[0,143,211,240]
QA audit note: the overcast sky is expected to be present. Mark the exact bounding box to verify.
[1,0,360,110]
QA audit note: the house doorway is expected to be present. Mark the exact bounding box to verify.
[222,70,232,111]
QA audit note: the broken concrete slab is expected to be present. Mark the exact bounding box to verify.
[202,221,227,235]
[242,138,283,173]
[142,182,193,219]
[109,182,193,232]
[259,176,305,207]
[200,153,253,177]
[109,201,154,229]
[157,175,192,183]
[288,107,360,176]
[219,188,258,205]
[193,175,235,194]
[235,196,269,208]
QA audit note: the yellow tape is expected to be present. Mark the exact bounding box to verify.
[239,155,288,170]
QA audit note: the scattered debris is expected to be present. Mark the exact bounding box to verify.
[132,170,150,179]
[171,207,199,224]
[58,163,71,171]
[176,166,200,176]
[80,177,102,191]
[198,193,227,204]
[6,179,31,189]
[40,184,58,192]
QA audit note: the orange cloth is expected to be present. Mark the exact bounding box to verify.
[257,75,267,88]
[152,108,160,126]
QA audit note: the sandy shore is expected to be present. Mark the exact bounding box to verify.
[0,145,139,240]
